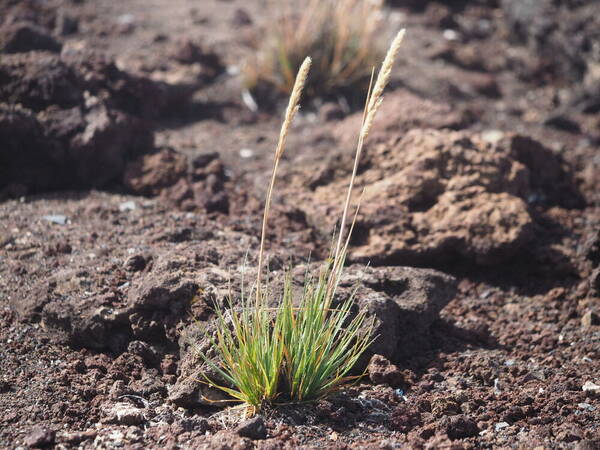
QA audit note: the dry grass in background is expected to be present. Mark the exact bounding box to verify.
[244,0,388,105]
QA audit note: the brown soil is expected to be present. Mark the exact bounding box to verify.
[1,0,599,448]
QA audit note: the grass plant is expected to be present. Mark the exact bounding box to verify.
[199,30,406,415]
[244,0,388,103]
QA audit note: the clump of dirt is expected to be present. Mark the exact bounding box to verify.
[123,148,230,212]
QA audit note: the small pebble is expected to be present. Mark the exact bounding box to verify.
[581,310,599,329]
[103,402,145,425]
[119,201,136,212]
[236,415,267,440]
[116,14,135,25]
[43,214,67,225]
[495,422,509,432]
[24,427,55,447]
[481,129,504,144]
[578,402,596,412]
[443,29,459,41]
[239,148,254,159]
[582,381,600,395]
[241,89,257,111]
[227,65,241,76]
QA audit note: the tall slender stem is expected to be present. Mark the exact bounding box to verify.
[256,57,312,306]
[332,29,405,271]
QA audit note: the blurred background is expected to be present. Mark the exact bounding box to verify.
[1,0,598,202]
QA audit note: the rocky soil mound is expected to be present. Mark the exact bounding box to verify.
[292,124,583,266]
[0,4,224,203]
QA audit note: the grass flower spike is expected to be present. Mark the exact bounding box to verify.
[333,29,406,275]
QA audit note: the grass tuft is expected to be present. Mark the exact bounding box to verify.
[198,29,406,415]
[244,0,388,104]
[201,258,373,415]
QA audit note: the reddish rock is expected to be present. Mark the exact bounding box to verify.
[0,42,224,198]
[0,52,79,110]
[431,396,462,418]
[102,402,145,426]
[124,148,188,196]
[170,39,224,76]
[390,405,422,433]
[236,416,267,440]
[581,311,599,329]
[591,268,600,296]
[123,253,151,272]
[124,148,229,213]
[0,21,62,53]
[368,354,404,388]
[0,50,159,196]
[23,427,55,448]
[188,430,253,450]
[580,229,600,266]
[299,129,542,265]
[58,430,97,445]
[502,0,599,84]
[438,415,479,440]
[0,105,68,198]
[556,422,584,443]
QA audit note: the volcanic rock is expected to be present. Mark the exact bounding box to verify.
[236,416,268,440]
[0,46,222,198]
[23,426,55,448]
[332,89,470,147]
[102,402,145,426]
[123,149,229,213]
[368,354,404,388]
[0,50,159,196]
[438,415,479,440]
[0,22,62,53]
[296,129,580,266]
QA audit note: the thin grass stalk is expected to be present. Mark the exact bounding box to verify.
[324,73,373,300]
[331,29,405,273]
[256,57,311,306]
